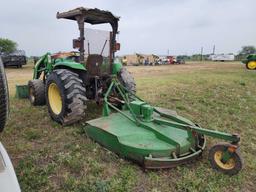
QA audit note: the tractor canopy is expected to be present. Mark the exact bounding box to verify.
[56,7,119,34]
[56,7,120,68]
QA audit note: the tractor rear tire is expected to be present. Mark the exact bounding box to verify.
[28,79,46,106]
[118,68,136,94]
[46,69,87,125]
[0,57,9,132]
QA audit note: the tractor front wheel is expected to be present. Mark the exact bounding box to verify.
[28,79,46,106]
[208,143,243,175]
[46,69,87,125]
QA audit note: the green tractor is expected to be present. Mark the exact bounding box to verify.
[27,7,243,175]
[28,7,136,125]
[242,54,256,70]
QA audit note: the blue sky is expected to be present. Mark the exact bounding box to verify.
[0,0,255,56]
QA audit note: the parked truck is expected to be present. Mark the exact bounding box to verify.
[1,50,27,68]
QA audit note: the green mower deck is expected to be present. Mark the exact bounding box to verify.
[86,108,206,169]
[85,77,243,175]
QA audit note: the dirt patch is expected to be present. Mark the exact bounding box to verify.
[5,64,33,96]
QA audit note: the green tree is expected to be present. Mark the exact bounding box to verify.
[0,38,17,54]
[237,46,256,60]
[239,46,256,55]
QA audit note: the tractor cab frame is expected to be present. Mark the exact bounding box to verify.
[57,7,120,74]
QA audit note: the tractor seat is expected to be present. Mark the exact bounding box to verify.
[86,54,103,76]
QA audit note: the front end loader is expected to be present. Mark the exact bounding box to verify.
[24,7,243,175]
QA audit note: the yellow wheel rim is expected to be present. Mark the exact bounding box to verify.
[214,151,235,170]
[48,83,62,115]
[247,61,256,70]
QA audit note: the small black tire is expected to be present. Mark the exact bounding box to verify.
[0,57,9,132]
[209,143,243,175]
[118,67,136,94]
[28,79,46,106]
[46,69,87,125]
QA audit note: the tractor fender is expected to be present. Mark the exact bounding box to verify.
[54,62,87,71]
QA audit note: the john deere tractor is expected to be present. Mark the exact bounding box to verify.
[242,54,256,70]
[28,7,136,125]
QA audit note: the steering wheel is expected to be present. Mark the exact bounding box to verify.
[0,57,9,132]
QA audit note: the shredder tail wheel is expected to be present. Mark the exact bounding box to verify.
[209,143,243,175]
[28,79,46,106]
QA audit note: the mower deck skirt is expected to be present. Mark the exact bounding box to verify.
[85,110,206,169]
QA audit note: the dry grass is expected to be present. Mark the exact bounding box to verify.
[1,61,256,192]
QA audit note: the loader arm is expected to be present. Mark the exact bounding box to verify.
[33,53,52,80]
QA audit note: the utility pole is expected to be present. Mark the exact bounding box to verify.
[200,47,204,61]
[213,45,215,55]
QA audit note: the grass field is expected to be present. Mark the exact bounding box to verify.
[1,61,256,192]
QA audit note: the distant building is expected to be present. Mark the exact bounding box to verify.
[209,54,235,61]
